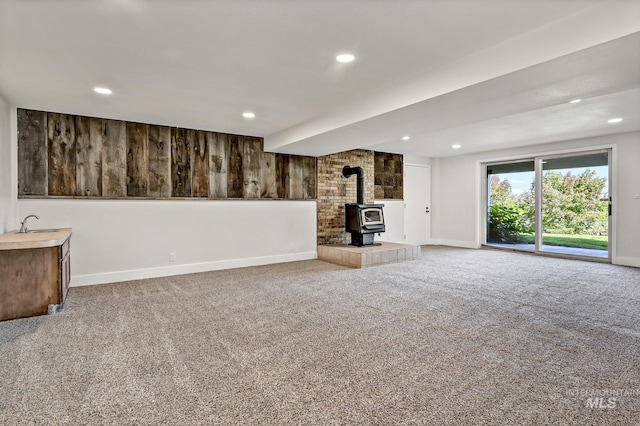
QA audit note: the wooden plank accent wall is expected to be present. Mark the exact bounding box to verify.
[227,135,243,198]
[171,128,193,197]
[242,136,261,198]
[302,157,317,199]
[17,108,316,200]
[191,131,209,198]
[75,117,103,196]
[289,156,304,199]
[374,151,403,199]
[208,132,228,198]
[102,120,127,197]
[260,151,277,199]
[126,122,149,197]
[47,113,76,196]
[275,154,289,199]
[148,125,171,198]
[17,109,47,196]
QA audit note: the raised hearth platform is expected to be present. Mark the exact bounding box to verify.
[317,241,421,269]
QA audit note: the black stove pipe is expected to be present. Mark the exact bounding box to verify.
[342,165,365,205]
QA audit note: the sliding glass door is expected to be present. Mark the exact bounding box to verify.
[486,161,535,250]
[539,152,610,258]
[486,149,611,260]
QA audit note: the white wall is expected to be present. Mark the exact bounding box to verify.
[0,94,15,233]
[374,199,404,243]
[613,132,640,266]
[430,156,478,248]
[403,155,431,166]
[431,131,640,267]
[18,199,317,286]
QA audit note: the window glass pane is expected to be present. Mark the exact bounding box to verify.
[486,161,535,248]
[541,152,609,258]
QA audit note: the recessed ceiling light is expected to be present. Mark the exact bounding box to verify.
[336,53,355,63]
[94,87,112,95]
[452,144,461,149]
[569,99,581,104]
[402,136,410,141]
[242,112,255,119]
[608,117,623,124]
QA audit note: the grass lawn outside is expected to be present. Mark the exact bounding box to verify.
[519,233,608,251]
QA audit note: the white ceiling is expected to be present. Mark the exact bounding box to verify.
[1,0,639,158]
[290,33,640,158]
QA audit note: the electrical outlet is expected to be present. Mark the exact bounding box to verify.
[169,252,176,262]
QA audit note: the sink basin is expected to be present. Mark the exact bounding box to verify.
[26,229,61,233]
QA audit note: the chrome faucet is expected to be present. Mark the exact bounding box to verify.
[18,215,39,233]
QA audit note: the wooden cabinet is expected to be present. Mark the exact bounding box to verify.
[59,237,71,305]
[0,232,71,322]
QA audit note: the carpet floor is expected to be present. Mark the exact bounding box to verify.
[1,246,638,425]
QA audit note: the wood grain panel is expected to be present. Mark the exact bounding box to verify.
[19,109,320,202]
[47,113,76,196]
[302,156,316,199]
[243,136,261,198]
[374,185,385,199]
[260,151,277,199]
[393,173,403,199]
[17,109,47,196]
[171,128,192,197]
[75,116,103,196]
[191,130,209,198]
[383,172,395,199]
[275,154,289,199]
[102,120,127,197]
[289,155,304,199]
[374,151,403,199]
[126,122,149,197]
[394,155,404,199]
[0,247,59,321]
[227,135,243,198]
[208,132,228,198]
[374,154,385,186]
[148,125,171,197]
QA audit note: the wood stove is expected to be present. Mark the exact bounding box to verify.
[342,165,385,247]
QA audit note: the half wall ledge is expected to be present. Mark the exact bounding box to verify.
[317,241,421,269]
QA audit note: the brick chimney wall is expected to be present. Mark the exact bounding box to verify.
[316,149,374,245]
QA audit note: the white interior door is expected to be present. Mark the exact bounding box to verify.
[404,164,431,245]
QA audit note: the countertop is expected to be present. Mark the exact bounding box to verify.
[0,228,72,251]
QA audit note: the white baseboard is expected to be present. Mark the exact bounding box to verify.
[71,251,318,287]
[612,256,640,268]
[426,239,480,249]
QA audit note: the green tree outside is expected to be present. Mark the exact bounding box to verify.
[488,175,533,243]
[541,170,608,235]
